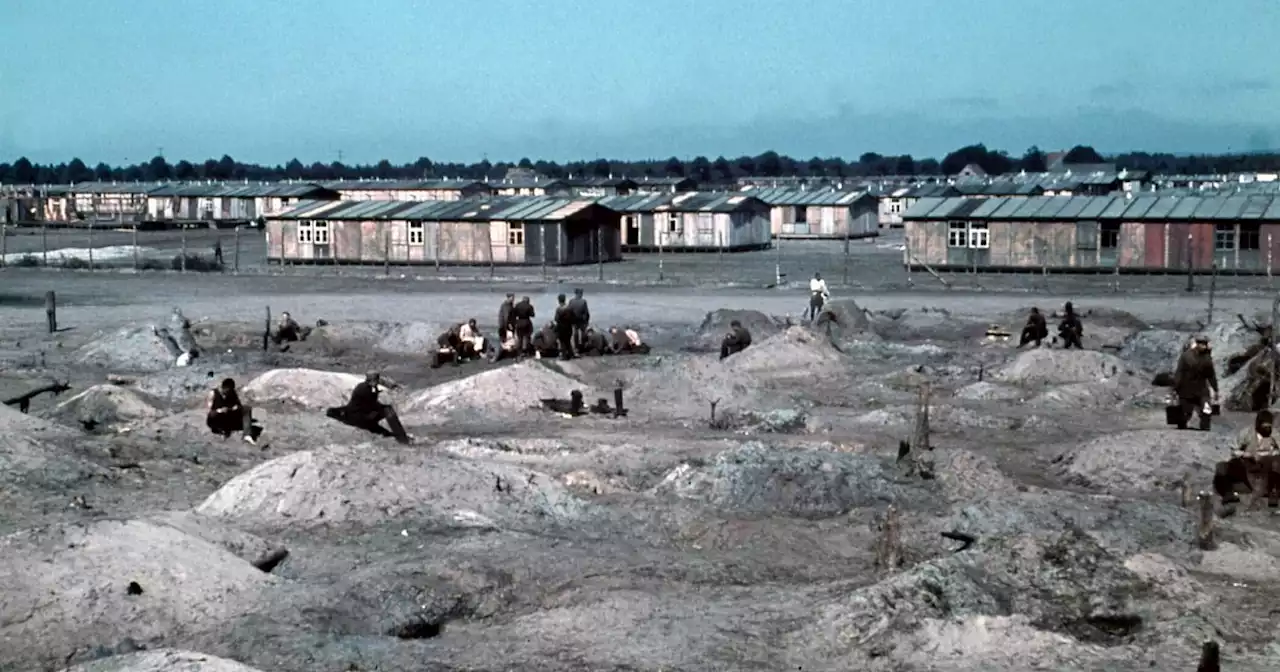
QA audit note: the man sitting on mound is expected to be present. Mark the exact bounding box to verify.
[325,372,411,444]
[608,326,651,355]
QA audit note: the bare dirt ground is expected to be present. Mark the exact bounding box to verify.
[6,263,1280,671]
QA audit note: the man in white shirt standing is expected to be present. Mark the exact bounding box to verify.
[807,272,830,322]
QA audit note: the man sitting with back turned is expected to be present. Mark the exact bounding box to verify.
[325,372,411,444]
[720,320,752,360]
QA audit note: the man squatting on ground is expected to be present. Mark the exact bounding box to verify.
[1215,409,1280,515]
[720,320,752,360]
[1173,334,1219,431]
[326,372,411,444]
[807,273,830,322]
[1018,308,1048,348]
[207,378,256,444]
[1058,301,1084,349]
[272,311,314,345]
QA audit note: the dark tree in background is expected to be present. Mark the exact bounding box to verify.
[4,143,1280,185]
[1020,146,1047,172]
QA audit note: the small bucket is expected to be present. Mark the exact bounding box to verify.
[1165,404,1184,426]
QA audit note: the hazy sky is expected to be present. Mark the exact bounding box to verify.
[3,0,1278,165]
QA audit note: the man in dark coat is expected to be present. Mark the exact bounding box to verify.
[206,377,255,444]
[1214,409,1280,516]
[720,320,752,360]
[1173,335,1219,430]
[567,288,590,352]
[532,321,559,358]
[325,372,410,444]
[510,296,536,358]
[1018,307,1048,348]
[553,294,576,360]
[579,327,609,356]
[1058,301,1084,349]
[497,293,515,343]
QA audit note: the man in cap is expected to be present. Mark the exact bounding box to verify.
[1172,334,1219,430]
[272,311,311,346]
[1214,408,1280,516]
[554,294,577,360]
[325,372,411,444]
[567,288,591,353]
[497,293,515,344]
[510,295,536,358]
[1018,307,1048,348]
[1057,301,1084,349]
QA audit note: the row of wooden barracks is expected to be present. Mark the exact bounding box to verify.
[902,193,1280,274]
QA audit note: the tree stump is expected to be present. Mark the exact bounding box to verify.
[1197,491,1216,550]
[875,505,901,572]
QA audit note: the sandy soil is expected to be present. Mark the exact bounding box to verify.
[3,265,1280,671]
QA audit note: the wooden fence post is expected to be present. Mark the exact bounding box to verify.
[597,225,604,282]
[45,291,56,333]
[384,229,391,276]
[1,220,7,267]
[1196,491,1215,550]
[132,223,139,270]
[263,306,271,351]
[180,225,188,272]
[233,225,241,273]
[87,221,94,270]
[434,223,441,274]
[41,222,48,266]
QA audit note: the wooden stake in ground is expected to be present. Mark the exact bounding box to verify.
[1196,491,1216,550]
[44,291,56,334]
[900,384,936,479]
[875,505,901,572]
[1180,472,1193,508]
[262,306,271,352]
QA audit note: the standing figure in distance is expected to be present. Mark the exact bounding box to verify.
[567,288,591,353]
[807,273,830,322]
[510,296,536,359]
[1173,335,1219,431]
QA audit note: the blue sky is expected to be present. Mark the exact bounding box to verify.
[2,0,1278,164]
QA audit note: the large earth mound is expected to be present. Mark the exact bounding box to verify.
[404,361,585,419]
[869,306,984,342]
[41,384,164,431]
[60,650,267,672]
[722,325,844,375]
[652,442,935,518]
[995,348,1135,386]
[241,368,364,409]
[306,321,441,355]
[1053,428,1231,493]
[74,327,176,372]
[690,309,784,352]
[620,355,758,416]
[0,520,274,672]
[196,443,590,528]
[0,404,101,491]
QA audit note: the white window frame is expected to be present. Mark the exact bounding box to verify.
[1214,223,1236,252]
[507,222,524,246]
[408,222,425,246]
[312,220,330,245]
[967,223,989,249]
[297,221,314,244]
[667,212,681,233]
[947,221,967,248]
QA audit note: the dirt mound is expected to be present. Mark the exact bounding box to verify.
[1027,378,1153,410]
[1120,322,1256,376]
[146,511,288,571]
[196,443,590,528]
[652,442,937,518]
[0,404,99,489]
[795,527,1201,665]
[41,384,164,430]
[870,306,985,342]
[620,355,758,415]
[954,381,1025,401]
[404,361,585,419]
[1053,429,1231,493]
[0,520,273,672]
[307,321,441,355]
[690,309,784,352]
[1076,306,1149,330]
[995,348,1135,386]
[60,650,267,672]
[131,363,249,405]
[242,368,364,409]
[814,297,875,345]
[723,326,844,375]
[74,327,176,372]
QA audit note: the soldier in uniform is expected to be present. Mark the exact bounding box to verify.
[1018,307,1048,348]
[1173,334,1219,430]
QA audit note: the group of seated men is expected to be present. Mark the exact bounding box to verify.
[1017,302,1084,349]
[431,289,650,366]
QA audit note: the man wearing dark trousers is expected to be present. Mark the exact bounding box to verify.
[554,294,576,360]
[325,372,410,444]
[510,296,536,359]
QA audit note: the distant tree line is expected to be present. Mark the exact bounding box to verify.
[3,145,1279,185]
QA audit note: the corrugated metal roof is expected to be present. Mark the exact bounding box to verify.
[902,194,1280,221]
[147,182,333,198]
[272,195,607,222]
[321,179,487,191]
[740,186,868,206]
